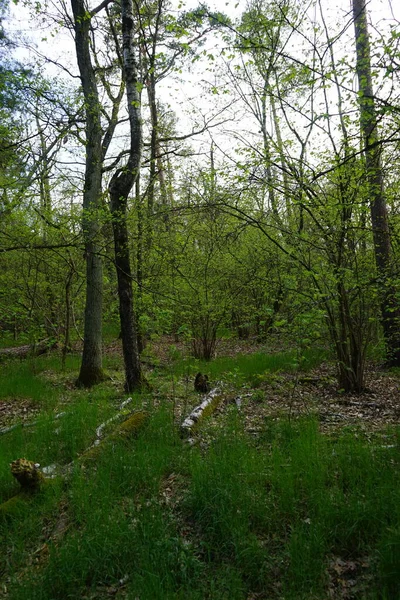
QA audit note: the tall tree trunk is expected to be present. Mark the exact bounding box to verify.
[36,112,57,337]
[146,70,157,225]
[353,0,400,365]
[269,93,291,220]
[165,140,175,207]
[135,175,145,353]
[109,0,143,392]
[71,0,105,386]
[62,262,74,370]
[260,79,277,217]
[146,71,170,235]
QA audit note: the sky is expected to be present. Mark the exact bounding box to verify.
[8,0,398,72]
[3,0,400,180]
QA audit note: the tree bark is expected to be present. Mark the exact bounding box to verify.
[146,71,169,226]
[180,386,223,439]
[71,0,105,386]
[353,0,400,365]
[135,175,146,353]
[109,0,143,391]
[36,110,58,337]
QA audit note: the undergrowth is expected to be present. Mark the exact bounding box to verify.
[171,346,327,386]
[187,416,400,599]
[0,347,399,599]
[0,360,57,406]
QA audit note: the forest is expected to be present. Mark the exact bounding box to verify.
[0,0,400,598]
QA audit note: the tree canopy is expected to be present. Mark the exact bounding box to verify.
[1,0,400,392]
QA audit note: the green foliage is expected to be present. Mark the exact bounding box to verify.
[2,0,400,592]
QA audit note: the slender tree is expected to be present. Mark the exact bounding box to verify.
[71,0,111,386]
[353,0,400,365]
[109,0,144,391]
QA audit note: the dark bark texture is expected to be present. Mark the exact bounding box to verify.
[109,0,143,391]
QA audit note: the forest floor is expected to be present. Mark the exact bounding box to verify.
[0,336,399,599]
[113,334,400,443]
[1,335,399,436]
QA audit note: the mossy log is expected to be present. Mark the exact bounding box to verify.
[0,459,48,517]
[180,387,223,438]
[1,411,148,516]
[0,492,30,516]
[80,411,148,463]
[0,478,57,517]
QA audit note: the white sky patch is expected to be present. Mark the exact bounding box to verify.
[3,0,400,198]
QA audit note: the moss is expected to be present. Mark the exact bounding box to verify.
[75,366,106,388]
[80,411,148,463]
[200,394,224,421]
[0,479,57,517]
[109,411,149,440]
[181,393,225,438]
[0,492,28,516]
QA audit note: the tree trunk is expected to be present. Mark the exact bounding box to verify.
[146,70,170,235]
[62,263,74,369]
[260,79,278,217]
[135,176,146,353]
[109,0,143,392]
[110,189,142,391]
[146,70,157,225]
[36,112,58,337]
[353,0,400,365]
[71,0,105,386]
[270,92,291,220]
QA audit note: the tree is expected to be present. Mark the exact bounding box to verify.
[352,0,400,366]
[71,0,120,387]
[208,0,382,391]
[108,0,144,391]
[0,0,11,51]
[0,60,84,344]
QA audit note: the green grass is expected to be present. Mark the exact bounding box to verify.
[172,346,327,386]
[185,416,400,599]
[0,360,57,405]
[1,348,399,599]
[0,397,118,503]
[2,409,399,599]
[0,352,124,408]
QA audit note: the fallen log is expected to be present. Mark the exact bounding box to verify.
[0,396,134,438]
[94,397,133,440]
[0,410,148,517]
[180,386,223,439]
[80,410,148,464]
[0,338,57,362]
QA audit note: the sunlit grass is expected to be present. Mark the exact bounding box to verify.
[172,346,327,386]
[0,360,57,405]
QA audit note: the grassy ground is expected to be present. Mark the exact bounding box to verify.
[0,342,399,599]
